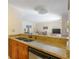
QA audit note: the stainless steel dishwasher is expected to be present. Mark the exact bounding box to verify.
[29,47,60,59]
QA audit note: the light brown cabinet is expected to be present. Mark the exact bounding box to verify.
[9,39,29,59]
[11,39,18,59]
[9,39,11,57]
[18,41,29,59]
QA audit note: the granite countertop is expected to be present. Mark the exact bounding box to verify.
[10,37,67,59]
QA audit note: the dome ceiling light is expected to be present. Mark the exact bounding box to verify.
[34,6,48,14]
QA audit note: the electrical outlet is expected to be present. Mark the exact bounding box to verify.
[12,29,15,32]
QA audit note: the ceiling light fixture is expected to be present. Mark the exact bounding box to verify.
[34,6,48,14]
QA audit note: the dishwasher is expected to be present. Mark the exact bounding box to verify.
[29,47,60,59]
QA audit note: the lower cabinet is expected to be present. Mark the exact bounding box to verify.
[18,42,29,59]
[9,39,29,59]
[11,39,18,59]
[9,39,12,58]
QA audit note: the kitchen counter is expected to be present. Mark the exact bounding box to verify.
[9,34,68,49]
[16,33,69,39]
[9,37,67,59]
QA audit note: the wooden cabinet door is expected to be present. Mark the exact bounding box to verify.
[9,39,12,58]
[9,39,29,59]
[18,42,29,59]
[11,40,18,59]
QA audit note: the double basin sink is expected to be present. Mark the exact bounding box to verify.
[16,37,34,42]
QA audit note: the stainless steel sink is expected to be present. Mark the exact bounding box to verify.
[16,37,34,42]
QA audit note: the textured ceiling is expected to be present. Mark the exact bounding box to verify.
[9,0,68,22]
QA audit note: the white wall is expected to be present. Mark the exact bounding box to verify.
[8,5,23,35]
[35,20,62,35]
